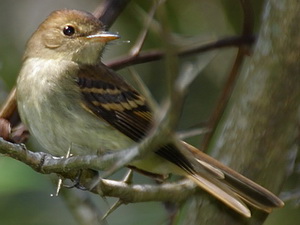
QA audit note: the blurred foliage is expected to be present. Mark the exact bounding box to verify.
[0,0,298,224]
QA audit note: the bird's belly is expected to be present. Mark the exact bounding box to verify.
[23,99,134,156]
[17,67,134,156]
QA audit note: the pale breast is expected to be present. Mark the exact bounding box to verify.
[16,58,134,156]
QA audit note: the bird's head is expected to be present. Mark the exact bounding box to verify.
[24,9,119,64]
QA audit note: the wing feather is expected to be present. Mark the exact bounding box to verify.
[71,63,284,217]
[76,64,152,142]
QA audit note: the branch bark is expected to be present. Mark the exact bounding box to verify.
[183,0,300,224]
[0,137,198,203]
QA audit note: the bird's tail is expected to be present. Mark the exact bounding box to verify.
[181,142,284,217]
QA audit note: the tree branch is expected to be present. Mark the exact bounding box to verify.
[0,137,198,204]
[93,0,131,28]
[107,35,255,70]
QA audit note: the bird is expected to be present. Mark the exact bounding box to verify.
[16,9,284,218]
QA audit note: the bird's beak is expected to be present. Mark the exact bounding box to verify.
[85,32,120,43]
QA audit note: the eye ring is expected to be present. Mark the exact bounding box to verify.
[63,25,75,36]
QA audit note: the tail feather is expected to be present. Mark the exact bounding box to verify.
[187,174,251,217]
[182,142,284,215]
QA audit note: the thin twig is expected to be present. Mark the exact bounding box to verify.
[59,189,106,225]
[127,67,158,111]
[129,0,160,56]
[177,127,211,140]
[202,0,255,149]
[107,35,255,70]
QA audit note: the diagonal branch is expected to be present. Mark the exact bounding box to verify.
[107,35,255,70]
[202,0,255,149]
[93,0,131,28]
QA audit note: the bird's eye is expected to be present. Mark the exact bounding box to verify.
[63,25,75,36]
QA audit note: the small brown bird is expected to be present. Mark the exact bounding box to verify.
[16,9,284,218]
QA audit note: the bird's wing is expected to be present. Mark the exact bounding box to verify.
[76,64,152,142]
[74,63,284,218]
[75,63,222,177]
